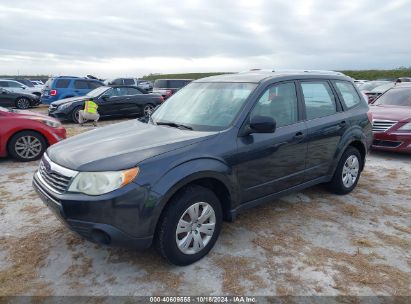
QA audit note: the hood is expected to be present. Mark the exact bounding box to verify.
[369,105,411,122]
[51,96,86,106]
[12,109,58,121]
[47,120,217,171]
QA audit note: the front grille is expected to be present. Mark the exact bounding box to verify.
[373,139,402,148]
[37,156,76,193]
[372,120,397,133]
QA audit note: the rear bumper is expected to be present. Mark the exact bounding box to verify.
[372,132,411,153]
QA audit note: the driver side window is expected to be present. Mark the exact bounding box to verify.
[250,82,299,128]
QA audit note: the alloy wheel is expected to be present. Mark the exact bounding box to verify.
[143,104,155,118]
[14,136,42,160]
[175,202,216,255]
[342,155,359,188]
[17,98,30,109]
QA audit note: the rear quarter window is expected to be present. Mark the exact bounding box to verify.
[88,81,103,89]
[334,81,362,109]
[74,80,89,89]
[123,78,135,85]
[55,79,70,88]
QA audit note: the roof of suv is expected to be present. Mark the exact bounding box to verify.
[195,70,351,83]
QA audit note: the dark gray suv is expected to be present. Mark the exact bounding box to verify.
[33,71,373,265]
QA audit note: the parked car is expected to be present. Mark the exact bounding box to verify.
[41,76,104,104]
[0,88,41,109]
[30,80,45,90]
[359,81,394,103]
[33,71,372,265]
[395,77,411,83]
[0,79,41,97]
[369,84,411,153]
[0,107,66,161]
[354,79,368,86]
[105,78,153,92]
[48,85,164,123]
[152,79,192,99]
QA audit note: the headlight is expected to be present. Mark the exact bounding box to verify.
[68,168,139,195]
[398,122,411,131]
[33,118,61,128]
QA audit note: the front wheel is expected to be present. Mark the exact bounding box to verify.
[327,147,362,195]
[71,106,82,123]
[155,185,222,266]
[15,97,31,109]
[8,131,47,162]
[143,104,155,118]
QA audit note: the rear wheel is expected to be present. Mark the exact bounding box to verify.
[155,185,222,266]
[8,131,47,162]
[71,106,82,123]
[15,97,30,109]
[327,147,362,195]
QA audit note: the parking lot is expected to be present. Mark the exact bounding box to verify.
[0,106,410,296]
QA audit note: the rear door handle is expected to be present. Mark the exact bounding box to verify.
[293,131,305,140]
[339,120,347,127]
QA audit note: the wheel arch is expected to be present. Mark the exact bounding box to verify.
[6,129,49,156]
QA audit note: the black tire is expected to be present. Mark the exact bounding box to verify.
[15,97,30,109]
[155,185,223,266]
[8,131,47,162]
[327,147,362,195]
[143,104,155,118]
[71,106,82,123]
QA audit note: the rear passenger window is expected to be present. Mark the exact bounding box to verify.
[88,81,102,89]
[301,82,337,120]
[127,87,141,95]
[0,81,9,87]
[334,81,361,108]
[55,79,70,88]
[74,80,88,89]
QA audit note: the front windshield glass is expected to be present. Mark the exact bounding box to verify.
[359,81,390,91]
[86,86,109,97]
[374,88,411,107]
[151,82,257,131]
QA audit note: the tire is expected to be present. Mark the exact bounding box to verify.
[71,106,82,123]
[15,97,31,109]
[8,131,47,162]
[155,185,223,266]
[143,104,155,118]
[327,147,362,195]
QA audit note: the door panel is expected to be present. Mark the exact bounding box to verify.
[0,91,16,107]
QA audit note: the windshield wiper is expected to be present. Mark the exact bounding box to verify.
[155,121,193,130]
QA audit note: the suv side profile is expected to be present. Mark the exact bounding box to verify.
[33,71,372,266]
[41,76,104,104]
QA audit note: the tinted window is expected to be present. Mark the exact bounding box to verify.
[0,81,9,87]
[251,82,299,128]
[88,81,102,89]
[301,81,337,120]
[127,87,141,95]
[154,79,167,88]
[55,79,70,88]
[123,78,135,85]
[112,79,123,85]
[169,80,186,88]
[74,80,88,89]
[334,81,361,108]
[116,87,129,96]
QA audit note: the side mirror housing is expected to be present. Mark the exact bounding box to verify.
[247,115,276,135]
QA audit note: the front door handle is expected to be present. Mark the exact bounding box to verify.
[293,131,305,140]
[339,120,347,127]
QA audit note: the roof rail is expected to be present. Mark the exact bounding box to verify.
[240,69,347,76]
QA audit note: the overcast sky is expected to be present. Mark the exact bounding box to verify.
[0,0,410,78]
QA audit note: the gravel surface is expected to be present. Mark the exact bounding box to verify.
[0,107,410,296]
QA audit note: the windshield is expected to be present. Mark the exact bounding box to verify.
[151,82,257,131]
[86,86,109,97]
[359,81,390,91]
[374,88,411,107]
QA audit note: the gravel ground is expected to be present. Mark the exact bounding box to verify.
[0,107,410,296]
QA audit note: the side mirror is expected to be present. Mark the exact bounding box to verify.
[248,115,276,134]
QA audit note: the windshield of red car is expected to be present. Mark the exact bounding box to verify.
[374,88,411,107]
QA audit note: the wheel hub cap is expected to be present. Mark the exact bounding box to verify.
[342,155,359,188]
[176,202,216,255]
[15,136,42,159]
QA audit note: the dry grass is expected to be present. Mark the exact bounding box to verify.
[212,255,267,294]
[0,228,64,296]
[351,238,378,247]
[385,222,411,235]
[373,231,410,250]
[20,204,43,214]
[339,204,362,218]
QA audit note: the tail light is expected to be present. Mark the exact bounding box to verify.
[165,90,173,97]
[50,89,57,96]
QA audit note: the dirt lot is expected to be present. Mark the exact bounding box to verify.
[0,107,410,296]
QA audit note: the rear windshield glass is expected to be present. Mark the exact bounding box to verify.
[55,79,70,88]
[154,79,168,88]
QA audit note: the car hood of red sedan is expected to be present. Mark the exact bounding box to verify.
[9,110,56,120]
[369,105,411,122]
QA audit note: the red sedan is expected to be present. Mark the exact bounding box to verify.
[0,106,66,161]
[369,84,411,153]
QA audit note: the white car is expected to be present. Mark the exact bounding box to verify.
[30,80,45,90]
[0,79,41,96]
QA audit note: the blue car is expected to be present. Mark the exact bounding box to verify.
[41,76,104,104]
